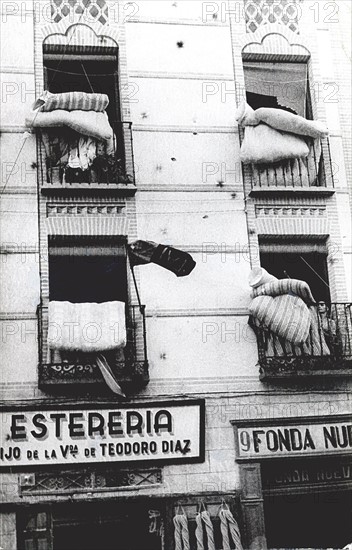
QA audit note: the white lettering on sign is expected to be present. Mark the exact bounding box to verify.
[236,422,352,459]
[0,402,204,467]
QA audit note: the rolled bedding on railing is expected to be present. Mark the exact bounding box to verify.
[236,101,327,185]
[48,301,126,352]
[236,101,328,138]
[240,123,309,164]
[249,294,312,345]
[251,278,315,305]
[33,90,110,112]
[248,268,332,355]
[26,109,113,142]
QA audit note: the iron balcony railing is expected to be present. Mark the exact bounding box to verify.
[38,121,135,189]
[37,304,149,393]
[251,303,352,379]
[246,137,335,191]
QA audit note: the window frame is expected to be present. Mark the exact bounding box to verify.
[240,55,335,192]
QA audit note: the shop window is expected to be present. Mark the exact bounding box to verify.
[18,503,163,550]
[262,457,352,549]
[39,47,134,187]
[264,490,352,548]
[18,510,53,550]
[241,61,332,189]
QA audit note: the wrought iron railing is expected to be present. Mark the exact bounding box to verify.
[38,121,135,188]
[251,303,352,379]
[246,137,334,191]
[37,304,149,392]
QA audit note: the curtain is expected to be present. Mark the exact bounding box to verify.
[243,62,308,117]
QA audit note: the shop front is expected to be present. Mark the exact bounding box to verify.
[1,398,243,549]
[16,494,243,550]
[233,415,352,550]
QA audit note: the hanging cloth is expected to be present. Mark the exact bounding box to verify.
[96,353,125,397]
[219,504,243,550]
[128,240,196,277]
[173,510,190,550]
[67,136,97,170]
[243,62,308,117]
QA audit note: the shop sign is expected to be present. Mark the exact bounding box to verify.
[262,460,352,490]
[0,400,205,468]
[235,419,352,459]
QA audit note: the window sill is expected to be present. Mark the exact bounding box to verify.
[249,186,335,198]
[259,357,352,381]
[41,182,137,196]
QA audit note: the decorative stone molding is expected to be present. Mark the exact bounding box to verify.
[255,206,326,218]
[50,0,109,26]
[244,0,303,34]
[47,203,126,216]
[20,468,162,495]
[42,22,119,49]
[241,26,310,60]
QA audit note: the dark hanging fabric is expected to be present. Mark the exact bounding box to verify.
[128,240,159,265]
[128,240,196,277]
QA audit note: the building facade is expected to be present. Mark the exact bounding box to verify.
[0,1,351,549]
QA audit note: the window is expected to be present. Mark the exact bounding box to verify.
[241,60,331,189]
[39,47,133,187]
[243,61,309,117]
[43,50,121,127]
[47,237,127,363]
[259,239,330,303]
[49,238,128,304]
[38,237,149,391]
[252,240,352,378]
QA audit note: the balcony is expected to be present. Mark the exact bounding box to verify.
[38,122,136,196]
[38,304,149,394]
[252,303,352,380]
[247,137,335,197]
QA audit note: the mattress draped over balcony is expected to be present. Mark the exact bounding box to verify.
[48,301,126,353]
[26,90,115,173]
[236,101,328,187]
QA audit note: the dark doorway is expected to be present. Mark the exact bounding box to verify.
[264,490,352,549]
[53,502,163,550]
[260,249,331,303]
